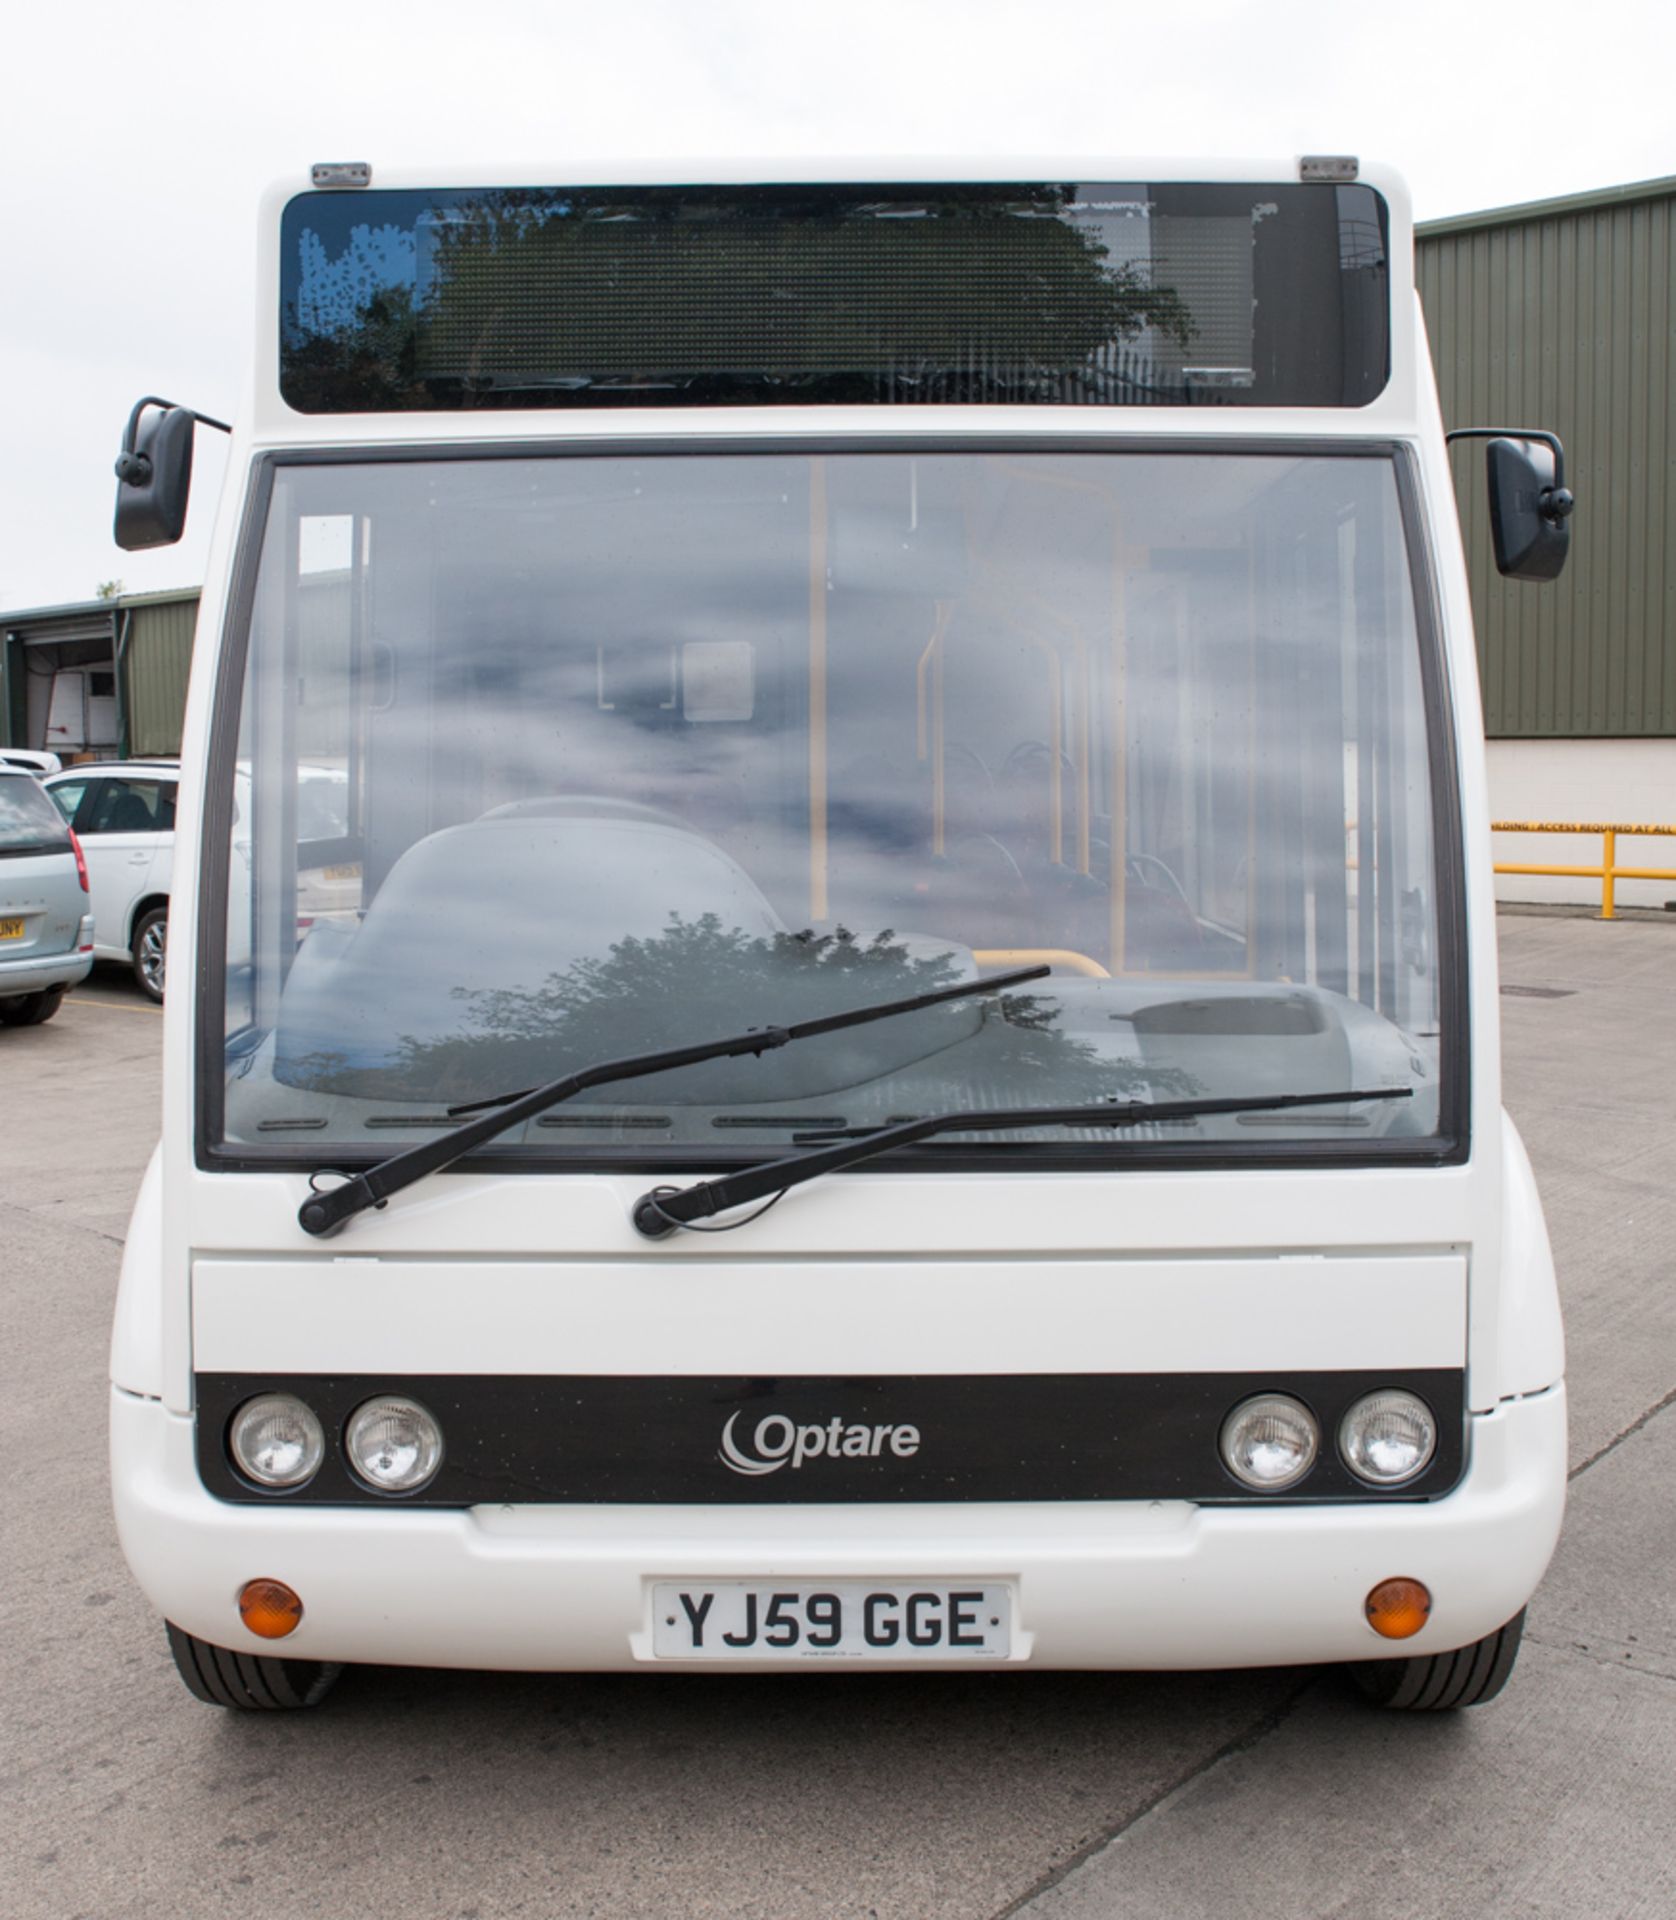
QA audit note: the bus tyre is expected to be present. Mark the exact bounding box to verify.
[131,907,168,1002]
[0,987,65,1026]
[1348,1608,1525,1710]
[165,1622,344,1711]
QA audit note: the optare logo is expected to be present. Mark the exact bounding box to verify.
[719,1410,921,1476]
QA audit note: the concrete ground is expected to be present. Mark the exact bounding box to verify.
[3,923,1672,1920]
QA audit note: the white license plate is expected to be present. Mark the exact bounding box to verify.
[651,1581,1012,1659]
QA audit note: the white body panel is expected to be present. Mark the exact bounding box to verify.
[194,1253,1467,1377]
[111,157,1566,1679]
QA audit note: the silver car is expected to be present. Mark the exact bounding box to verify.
[0,768,94,1025]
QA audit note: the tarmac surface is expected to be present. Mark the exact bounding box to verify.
[3,919,1673,1919]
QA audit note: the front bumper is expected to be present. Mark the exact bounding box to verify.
[112,1382,1566,1673]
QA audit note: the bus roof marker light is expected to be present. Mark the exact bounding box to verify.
[1299,155,1359,182]
[310,162,371,190]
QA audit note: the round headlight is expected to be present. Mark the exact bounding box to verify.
[344,1395,443,1494]
[229,1393,325,1489]
[1220,1393,1320,1491]
[1340,1390,1437,1486]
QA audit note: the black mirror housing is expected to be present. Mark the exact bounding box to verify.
[113,402,197,550]
[1485,435,1573,582]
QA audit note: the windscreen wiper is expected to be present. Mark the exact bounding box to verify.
[296,964,1047,1238]
[630,1086,1414,1238]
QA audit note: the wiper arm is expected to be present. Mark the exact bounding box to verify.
[296,964,1047,1238]
[630,1086,1414,1239]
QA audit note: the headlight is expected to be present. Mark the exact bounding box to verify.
[229,1393,325,1489]
[1340,1390,1437,1486]
[345,1395,444,1494]
[1219,1393,1320,1491]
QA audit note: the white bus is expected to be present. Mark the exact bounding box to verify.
[110,158,1574,1713]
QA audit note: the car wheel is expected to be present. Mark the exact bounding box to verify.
[131,906,168,1002]
[165,1623,344,1711]
[0,986,66,1026]
[1347,1608,1525,1710]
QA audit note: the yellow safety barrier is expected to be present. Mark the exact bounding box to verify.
[1492,821,1676,920]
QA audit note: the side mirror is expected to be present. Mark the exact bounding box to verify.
[1447,427,1576,583]
[112,397,230,551]
[1486,436,1574,582]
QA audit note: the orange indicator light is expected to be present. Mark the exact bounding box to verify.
[1366,1577,1432,1639]
[238,1578,304,1639]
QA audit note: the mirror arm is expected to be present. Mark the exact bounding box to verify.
[114,396,232,487]
[1445,426,1575,521]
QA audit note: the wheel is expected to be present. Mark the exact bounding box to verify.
[166,1622,344,1711]
[1347,1609,1525,1710]
[0,986,65,1026]
[131,906,168,1002]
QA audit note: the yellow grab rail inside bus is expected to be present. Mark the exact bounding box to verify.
[1492,820,1676,919]
[973,947,1111,979]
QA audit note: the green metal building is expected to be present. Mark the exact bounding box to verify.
[1417,174,1675,741]
[1418,173,1676,904]
[2,587,200,762]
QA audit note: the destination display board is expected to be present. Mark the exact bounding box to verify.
[279,181,1390,412]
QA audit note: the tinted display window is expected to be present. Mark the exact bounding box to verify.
[280,183,1389,413]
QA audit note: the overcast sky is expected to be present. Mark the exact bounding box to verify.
[3,0,1670,611]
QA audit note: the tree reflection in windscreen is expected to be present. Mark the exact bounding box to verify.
[280,915,1184,1123]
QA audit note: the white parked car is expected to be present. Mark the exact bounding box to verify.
[44,760,179,1000]
[0,747,64,776]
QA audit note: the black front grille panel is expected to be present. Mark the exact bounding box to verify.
[195,1369,1465,1507]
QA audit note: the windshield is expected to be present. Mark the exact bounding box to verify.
[213,448,1449,1163]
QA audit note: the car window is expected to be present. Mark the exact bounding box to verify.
[0,775,73,856]
[46,778,89,824]
[84,778,174,835]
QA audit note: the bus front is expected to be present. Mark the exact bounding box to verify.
[110,161,1566,1711]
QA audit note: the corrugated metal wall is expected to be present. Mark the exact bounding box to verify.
[121,595,199,756]
[1417,182,1675,738]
